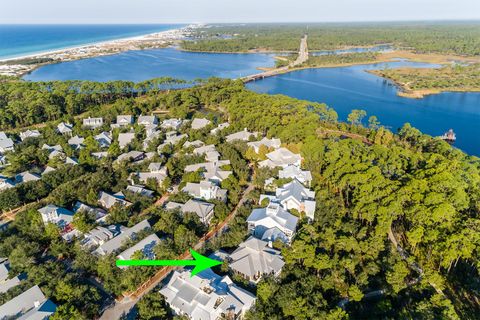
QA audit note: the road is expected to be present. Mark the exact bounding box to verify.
[242,35,309,83]
[99,183,255,320]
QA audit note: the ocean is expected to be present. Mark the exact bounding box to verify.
[0,24,183,60]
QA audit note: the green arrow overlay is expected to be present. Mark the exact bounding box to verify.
[115,249,222,276]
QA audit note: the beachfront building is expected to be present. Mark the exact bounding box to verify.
[259,147,302,169]
[246,202,298,244]
[225,128,259,143]
[166,199,215,225]
[191,117,211,130]
[279,164,313,187]
[160,269,256,320]
[94,219,151,256]
[227,236,285,283]
[83,117,104,129]
[0,285,57,319]
[247,137,282,153]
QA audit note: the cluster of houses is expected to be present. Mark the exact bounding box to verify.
[157,133,317,320]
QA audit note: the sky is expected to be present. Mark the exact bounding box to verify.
[1,0,480,24]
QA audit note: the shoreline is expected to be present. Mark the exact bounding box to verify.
[0,24,201,77]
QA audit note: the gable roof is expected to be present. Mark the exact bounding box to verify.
[259,147,302,168]
[117,233,161,261]
[225,128,258,142]
[118,132,135,148]
[191,118,211,130]
[98,191,132,209]
[0,285,55,319]
[15,172,40,184]
[94,219,151,256]
[247,203,298,234]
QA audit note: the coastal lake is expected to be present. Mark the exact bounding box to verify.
[23,49,480,155]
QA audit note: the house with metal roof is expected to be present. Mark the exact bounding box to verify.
[160,269,256,320]
[19,130,41,141]
[117,233,161,263]
[68,135,85,149]
[56,122,73,136]
[227,236,284,283]
[182,181,227,202]
[94,219,151,256]
[166,199,215,225]
[246,203,298,244]
[0,285,56,319]
[259,147,302,169]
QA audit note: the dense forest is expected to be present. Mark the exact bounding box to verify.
[0,78,479,318]
[181,22,480,56]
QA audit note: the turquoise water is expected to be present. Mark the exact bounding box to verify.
[0,24,182,60]
[23,48,276,82]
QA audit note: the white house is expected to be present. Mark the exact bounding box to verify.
[259,147,302,169]
[57,122,73,136]
[0,285,57,319]
[115,150,146,164]
[247,137,282,153]
[131,163,168,185]
[112,115,134,128]
[83,117,104,129]
[279,165,313,187]
[246,203,298,244]
[68,135,85,149]
[210,122,230,135]
[228,236,285,283]
[166,199,215,225]
[0,133,14,154]
[126,184,155,198]
[38,205,74,228]
[184,160,232,184]
[72,201,108,223]
[81,225,124,249]
[160,269,256,320]
[138,115,158,127]
[273,179,316,220]
[225,128,259,143]
[182,181,227,202]
[191,118,211,130]
[0,259,23,294]
[98,191,132,209]
[161,118,183,131]
[118,132,136,149]
[193,144,220,162]
[183,140,205,149]
[19,129,41,141]
[157,131,188,152]
[94,220,151,256]
[117,233,161,263]
[94,131,113,148]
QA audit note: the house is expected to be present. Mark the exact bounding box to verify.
[210,122,230,135]
[247,137,282,153]
[57,122,73,136]
[138,115,158,127]
[0,176,15,192]
[94,220,151,256]
[259,147,302,169]
[19,130,41,141]
[92,151,109,159]
[112,115,134,128]
[184,160,232,184]
[81,225,125,249]
[160,269,256,320]
[183,140,205,149]
[83,117,104,129]
[0,133,14,154]
[68,135,85,149]
[131,163,168,185]
[42,166,56,176]
[72,201,107,223]
[225,128,259,142]
[0,285,57,319]
[38,205,74,229]
[191,117,211,130]
[42,144,64,160]
[94,131,113,148]
[65,156,79,165]
[98,191,132,209]
[115,150,145,164]
[117,233,161,263]
[0,259,24,294]
[279,165,313,187]
[15,171,40,184]
[126,184,155,198]
[227,236,284,283]
[143,130,162,151]
[268,179,316,220]
[182,181,227,202]
[246,203,298,244]
[161,118,183,131]
[193,144,220,162]
[157,131,188,151]
[118,132,136,149]
[166,199,215,225]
